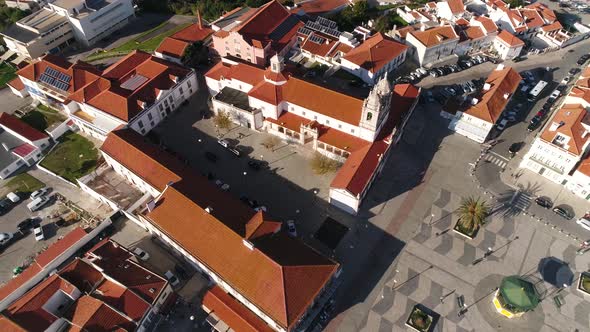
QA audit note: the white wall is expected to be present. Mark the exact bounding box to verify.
[329,188,359,215]
[449,112,493,143]
[566,171,590,200]
[519,139,580,184]
[102,153,161,197]
[0,158,25,179]
[65,0,134,46]
[493,39,523,60]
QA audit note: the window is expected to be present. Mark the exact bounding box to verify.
[366,112,372,121]
[158,104,163,111]
[179,87,184,94]
[314,115,317,120]
[326,120,330,125]
[338,124,342,129]
[351,129,355,134]
[168,96,173,103]
[187,80,191,88]
[302,111,306,116]
[147,113,153,120]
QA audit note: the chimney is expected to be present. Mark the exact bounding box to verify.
[205,206,213,213]
[146,200,156,212]
[471,98,479,105]
[503,93,510,99]
[483,83,491,91]
[420,25,426,31]
[549,121,564,131]
[496,63,505,71]
[197,9,203,29]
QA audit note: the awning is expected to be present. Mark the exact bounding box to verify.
[0,50,16,61]
[11,54,27,65]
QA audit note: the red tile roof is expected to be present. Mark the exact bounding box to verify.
[301,33,338,58]
[100,127,186,192]
[541,21,563,32]
[540,104,588,155]
[170,23,213,43]
[0,315,26,332]
[473,16,498,34]
[202,285,275,332]
[0,264,42,303]
[145,181,338,331]
[93,279,150,323]
[0,113,48,141]
[496,30,524,47]
[236,1,290,41]
[156,37,190,58]
[5,274,77,331]
[12,143,36,157]
[7,77,24,91]
[408,25,458,47]
[59,259,104,293]
[331,84,419,195]
[445,0,465,14]
[35,227,87,268]
[16,55,101,95]
[66,295,135,332]
[294,0,349,15]
[576,153,590,176]
[526,2,557,22]
[342,33,408,74]
[69,51,191,122]
[464,66,521,123]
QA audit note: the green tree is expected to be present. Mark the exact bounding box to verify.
[331,1,370,32]
[214,111,232,131]
[182,41,209,67]
[457,197,490,232]
[0,6,30,32]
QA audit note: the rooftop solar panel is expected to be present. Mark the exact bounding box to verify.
[316,16,337,29]
[298,27,313,36]
[120,74,149,91]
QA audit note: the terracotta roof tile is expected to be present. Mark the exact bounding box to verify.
[0,113,48,141]
[66,295,135,331]
[474,16,498,34]
[540,104,589,155]
[445,0,465,14]
[0,264,42,303]
[202,285,275,332]
[342,33,408,74]
[59,259,104,293]
[93,279,150,323]
[0,315,26,332]
[464,66,521,123]
[144,181,338,330]
[100,127,185,192]
[408,25,458,47]
[541,21,563,32]
[7,77,24,91]
[35,227,87,268]
[156,37,190,58]
[496,30,524,47]
[295,0,349,14]
[576,154,590,176]
[301,33,338,57]
[170,23,213,43]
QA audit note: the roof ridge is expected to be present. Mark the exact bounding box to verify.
[290,77,363,101]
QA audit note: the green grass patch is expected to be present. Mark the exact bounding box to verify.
[3,173,45,195]
[20,105,67,131]
[0,62,17,88]
[40,132,98,182]
[86,22,191,62]
[581,273,590,292]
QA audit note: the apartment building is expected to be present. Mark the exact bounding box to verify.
[13,51,198,140]
[93,127,341,332]
[1,0,134,59]
[436,0,465,21]
[405,25,459,66]
[449,65,522,143]
[493,30,524,60]
[210,0,303,66]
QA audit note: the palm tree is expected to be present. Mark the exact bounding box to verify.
[457,196,490,232]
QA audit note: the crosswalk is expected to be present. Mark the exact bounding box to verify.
[483,154,508,168]
[512,191,533,211]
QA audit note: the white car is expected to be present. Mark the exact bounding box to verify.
[30,187,50,200]
[0,232,13,246]
[33,225,44,241]
[286,220,297,237]
[561,76,570,84]
[217,139,229,148]
[577,217,590,231]
[6,192,19,203]
[133,247,150,261]
[164,270,180,287]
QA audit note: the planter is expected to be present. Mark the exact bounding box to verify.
[405,306,434,332]
[452,221,479,240]
[577,272,590,296]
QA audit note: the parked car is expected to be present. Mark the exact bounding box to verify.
[535,196,553,209]
[553,206,573,220]
[0,198,11,216]
[496,119,508,131]
[205,151,218,162]
[164,270,180,286]
[7,192,19,203]
[549,89,561,99]
[217,139,229,148]
[561,76,570,84]
[228,147,241,157]
[508,143,522,155]
[569,68,580,75]
[30,187,50,200]
[286,220,297,237]
[576,216,590,231]
[33,224,44,241]
[17,217,39,232]
[577,54,590,65]
[247,160,261,171]
[0,233,13,247]
[512,56,526,63]
[133,247,150,261]
[528,116,542,131]
[27,196,50,212]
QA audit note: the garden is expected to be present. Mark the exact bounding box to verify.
[405,305,434,332]
[20,105,67,132]
[453,196,490,239]
[0,62,16,88]
[0,173,45,197]
[39,132,99,183]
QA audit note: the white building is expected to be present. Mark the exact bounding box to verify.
[405,25,459,66]
[436,0,465,21]
[4,0,51,11]
[13,51,198,140]
[396,6,436,25]
[0,113,51,179]
[340,32,408,84]
[491,2,559,41]
[520,104,590,184]
[449,65,521,143]
[1,0,134,59]
[566,156,590,200]
[493,30,524,60]
[454,17,498,56]
[205,55,420,214]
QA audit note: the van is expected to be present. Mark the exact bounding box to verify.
[27,196,49,212]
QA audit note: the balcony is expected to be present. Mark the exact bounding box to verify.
[528,155,565,175]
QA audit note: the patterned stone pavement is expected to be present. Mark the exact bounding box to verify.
[362,189,590,332]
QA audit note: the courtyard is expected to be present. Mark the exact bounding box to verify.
[39,131,99,183]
